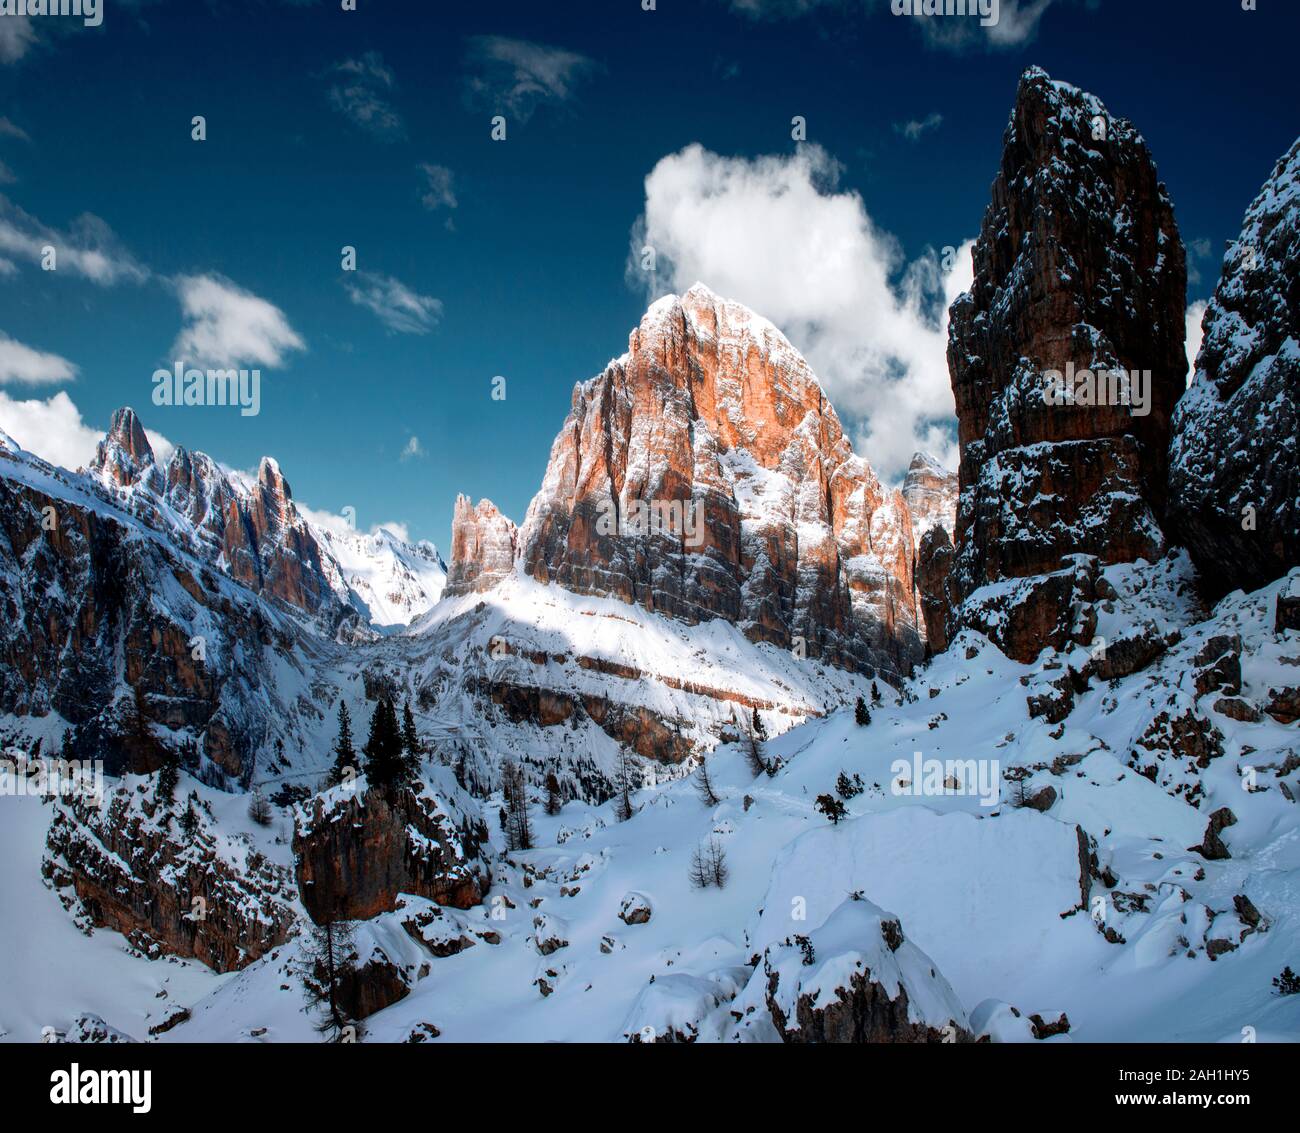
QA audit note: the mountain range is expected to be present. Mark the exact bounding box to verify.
[1,66,1297,1045]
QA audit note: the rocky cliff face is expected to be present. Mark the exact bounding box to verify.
[43,779,297,973]
[1169,137,1300,597]
[933,67,1187,661]
[901,452,958,545]
[444,495,519,597]
[293,773,490,923]
[89,411,344,620]
[0,437,314,779]
[494,284,922,678]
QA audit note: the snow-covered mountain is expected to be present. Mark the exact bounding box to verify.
[1,65,1297,1045]
[315,523,446,629]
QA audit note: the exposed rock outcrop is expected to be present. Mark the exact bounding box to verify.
[43,780,297,973]
[759,897,973,1044]
[0,443,306,779]
[513,284,923,678]
[934,67,1187,661]
[1169,138,1300,597]
[293,772,491,923]
[89,412,344,620]
[444,495,519,597]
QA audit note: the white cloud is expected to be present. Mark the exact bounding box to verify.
[345,271,443,335]
[0,117,29,141]
[631,143,973,479]
[729,0,1058,49]
[0,196,148,285]
[0,161,14,185]
[328,52,405,141]
[0,390,172,472]
[171,274,306,369]
[297,502,413,545]
[0,16,37,64]
[418,163,457,212]
[400,435,426,462]
[1185,300,1207,384]
[0,331,78,384]
[894,112,943,141]
[463,36,598,121]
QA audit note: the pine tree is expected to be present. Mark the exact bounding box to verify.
[855,696,871,726]
[301,914,359,1042]
[836,770,864,799]
[744,721,768,778]
[327,701,358,788]
[178,792,201,838]
[815,793,847,825]
[363,696,406,791]
[60,729,75,762]
[155,746,180,808]
[614,747,636,823]
[751,707,767,741]
[544,771,563,816]
[400,700,422,781]
[871,681,881,705]
[694,757,721,807]
[501,758,533,851]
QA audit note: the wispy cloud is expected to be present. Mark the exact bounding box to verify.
[0,117,29,141]
[171,274,306,369]
[0,17,37,65]
[0,161,14,185]
[463,36,599,122]
[0,331,78,385]
[894,112,943,141]
[344,271,443,335]
[728,0,1059,50]
[417,163,457,212]
[400,435,426,462]
[0,196,148,285]
[328,52,406,141]
[1186,236,1214,289]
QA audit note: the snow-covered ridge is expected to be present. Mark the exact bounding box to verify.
[67,406,445,630]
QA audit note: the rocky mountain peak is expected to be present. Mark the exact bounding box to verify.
[445,495,519,598]
[91,406,156,488]
[901,452,957,544]
[504,287,921,677]
[925,67,1187,660]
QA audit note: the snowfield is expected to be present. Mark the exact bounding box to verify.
[2,557,1297,1043]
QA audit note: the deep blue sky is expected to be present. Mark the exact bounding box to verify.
[0,0,1295,550]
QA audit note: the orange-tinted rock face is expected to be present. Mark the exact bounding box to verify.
[507,284,922,677]
[222,457,335,613]
[935,67,1187,661]
[293,779,491,924]
[444,495,519,597]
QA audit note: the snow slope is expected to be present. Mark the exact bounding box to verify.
[4,556,1292,1043]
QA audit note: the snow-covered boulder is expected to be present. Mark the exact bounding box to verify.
[755,897,972,1043]
[618,891,653,925]
[747,807,1092,1009]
